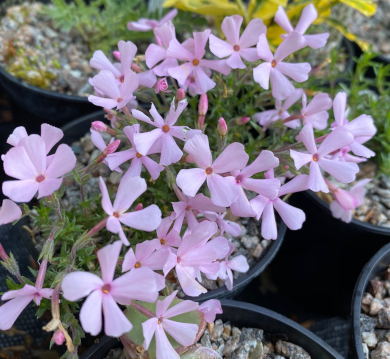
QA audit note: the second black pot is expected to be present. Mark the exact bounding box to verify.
[80,300,344,359]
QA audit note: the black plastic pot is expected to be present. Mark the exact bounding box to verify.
[351,242,390,359]
[80,300,343,359]
[0,65,96,124]
[270,190,390,317]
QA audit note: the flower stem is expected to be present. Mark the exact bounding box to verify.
[281,114,304,124]
[131,302,156,318]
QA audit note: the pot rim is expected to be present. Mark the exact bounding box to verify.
[305,190,390,235]
[351,242,390,359]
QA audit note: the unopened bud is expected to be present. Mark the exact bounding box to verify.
[176,88,186,102]
[105,140,120,155]
[155,78,171,94]
[91,121,108,132]
[131,63,142,73]
[113,51,121,62]
[0,243,8,263]
[53,329,65,346]
[134,203,143,211]
[217,118,227,136]
[198,94,208,116]
[236,117,250,125]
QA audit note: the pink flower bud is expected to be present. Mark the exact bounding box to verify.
[134,203,143,211]
[236,117,250,125]
[176,88,186,102]
[217,117,227,136]
[131,63,142,73]
[53,329,65,346]
[91,121,108,132]
[154,78,171,94]
[106,140,120,155]
[0,243,9,263]
[198,94,208,116]
[113,51,121,62]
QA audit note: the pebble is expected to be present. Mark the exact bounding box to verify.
[371,342,390,359]
[275,340,311,359]
[361,314,378,333]
[362,332,377,349]
[378,309,390,329]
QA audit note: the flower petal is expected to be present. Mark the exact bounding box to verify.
[261,201,277,240]
[242,178,280,199]
[273,198,305,230]
[209,34,233,58]
[167,39,194,61]
[250,195,270,221]
[239,48,259,62]
[98,241,122,284]
[253,63,271,90]
[176,168,207,197]
[299,124,317,155]
[183,133,212,168]
[155,325,180,359]
[79,290,103,336]
[274,6,294,33]
[241,150,279,177]
[200,59,231,75]
[213,143,249,173]
[153,57,179,77]
[317,127,354,157]
[120,205,162,231]
[37,178,63,199]
[303,33,329,49]
[107,216,130,246]
[270,68,295,100]
[221,15,242,45]
[134,129,163,156]
[114,175,146,213]
[0,295,34,330]
[41,124,63,154]
[295,4,317,34]
[276,62,311,83]
[142,318,159,349]
[118,40,137,74]
[99,177,113,215]
[240,18,266,48]
[307,161,328,193]
[90,50,121,77]
[274,32,307,62]
[0,199,22,225]
[278,174,309,197]
[226,52,246,69]
[91,70,121,100]
[3,145,37,180]
[193,66,216,94]
[7,126,28,147]
[160,134,183,166]
[88,96,118,109]
[163,319,198,346]
[102,294,133,337]
[256,33,273,62]
[207,174,239,207]
[176,264,207,297]
[230,186,256,217]
[46,144,76,179]
[2,180,39,203]
[121,69,139,99]
[62,272,104,301]
[141,156,165,180]
[318,158,359,183]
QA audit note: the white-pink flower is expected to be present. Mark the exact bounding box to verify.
[209,15,266,69]
[167,30,231,94]
[3,135,76,202]
[99,176,162,246]
[200,211,242,237]
[127,9,178,32]
[151,217,181,250]
[253,32,310,100]
[105,124,165,180]
[275,4,329,49]
[300,92,332,130]
[62,241,159,337]
[142,290,199,359]
[290,124,359,193]
[250,171,308,240]
[199,299,222,323]
[176,134,249,207]
[90,129,122,172]
[0,199,22,225]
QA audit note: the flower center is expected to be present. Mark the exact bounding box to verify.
[189,76,195,83]
[271,60,276,67]
[135,261,142,268]
[233,44,240,52]
[120,76,124,83]
[162,125,170,133]
[192,59,199,66]
[235,175,243,184]
[278,109,283,115]
[36,174,45,183]
[117,97,123,103]
[313,154,319,162]
[158,318,162,324]
[205,167,213,175]
[113,212,120,218]
[101,284,111,294]
[185,205,190,210]
[160,238,166,245]
[136,152,142,158]
[108,114,113,119]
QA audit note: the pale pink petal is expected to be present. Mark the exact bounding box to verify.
[90,50,121,77]
[166,229,181,247]
[169,126,187,141]
[166,99,188,127]
[289,150,313,170]
[193,66,216,94]
[299,124,317,154]
[61,272,104,301]
[3,144,36,180]
[155,21,176,47]
[253,110,278,127]
[155,325,180,359]
[135,240,157,262]
[253,63,272,91]
[146,43,167,68]
[241,150,279,177]
[209,34,234,58]
[230,186,256,217]
[159,9,178,25]
[189,193,225,213]
[274,32,307,62]
[304,112,328,130]
[303,33,329,49]
[226,52,246,69]
[349,141,375,158]
[229,255,249,273]
[223,220,242,237]
[221,15,242,45]
[278,174,309,196]
[183,133,212,168]
[317,127,354,157]
[199,59,231,75]
[273,198,305,230]
[239,18,266,48]
[120,205,162,231]
[134,129,163,156]
[282,88,303,111]
[107,216,129,246]
[160,134,183,166]
[2,284,37,301]
[153,57,179,77]
[199,300,222,322]
[41,124,63,154]
[106,149,137,171]
[88,96,118,109]
[274,6,294,33]
[225,268,234,290]
[0,199,21,225]
[304,93,332,116]
[295,4,317,34]
[193,29,211,59]
[168,63,194,86]
[163,319,198,346]
[176,168,207,197]
[17,135,46,175]
[276,62,311,83]
[37,178,63,199]
[242,178,280,199]
[189,220,219,241]
[138,70,157,88]
[91,70,121,99]
[149,103,166,127]
[131,109,157,126]
[207,236,230,260]
[121,70,139,101]
[344,114,377,137]
[99,177,113,215]
[176,264,207,296]
[114,175,146,212]
[250,195,269,220]
[90,129,107,152]
[239,48,260,62]
[256,34,273,62]
[143,249,172,271]
[102,294,133,337]
[2,180,39,202]
[213,143,249,173]
[166,39,194,61]
[141,156,165,180]
[122,248,136,272]
[97,241,122,284]
[307,161,328,192]
[0,295,34,330]
[127,20,154,31]
[180,245,218,267]
[269,68,294,100]
[207,174,239,207]
[261,202,277,240]
[164,300,199,319]
[333,93,347,126]
[46,144,76,179]
[7,126,28,147]
[118,41,137,73]
[330,201,351,223]
[79,290,103,336]
[318,158,359,183]
[142,318,159,349]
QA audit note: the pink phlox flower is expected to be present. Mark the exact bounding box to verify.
[211,242,249,290]
[250,171,308,240]
[171,187,225,232]
[275,4,329,49]
[300,92,332,130]
[132,99,198,166]
[3,134,76,202]
[105,124,165,180]
[254,88,303,130]
[253,32,310,100]
[104,108,121,128]
[0,199,22,225]
[99,176,162,246]
[290,124,359,193]
[209,15,266,69]
[150,217,181,251]
[176,133,249,207]
[88,69,139,110]
[62,241,159,337]
[122,240,172,290]
[226,150,281,217]
[331,146,367,164]
[142,289,199,359]
[329,179,371,223]
[199,299,222,323]
[0,284,54,330]
[127,9,178,32]
[167,29,231,94]
[155,77,172,94]
[164,221,229,296]
[331,92,376,159]
[200,211,241,237]
[145,21,179,76]
[182,73,200,97]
